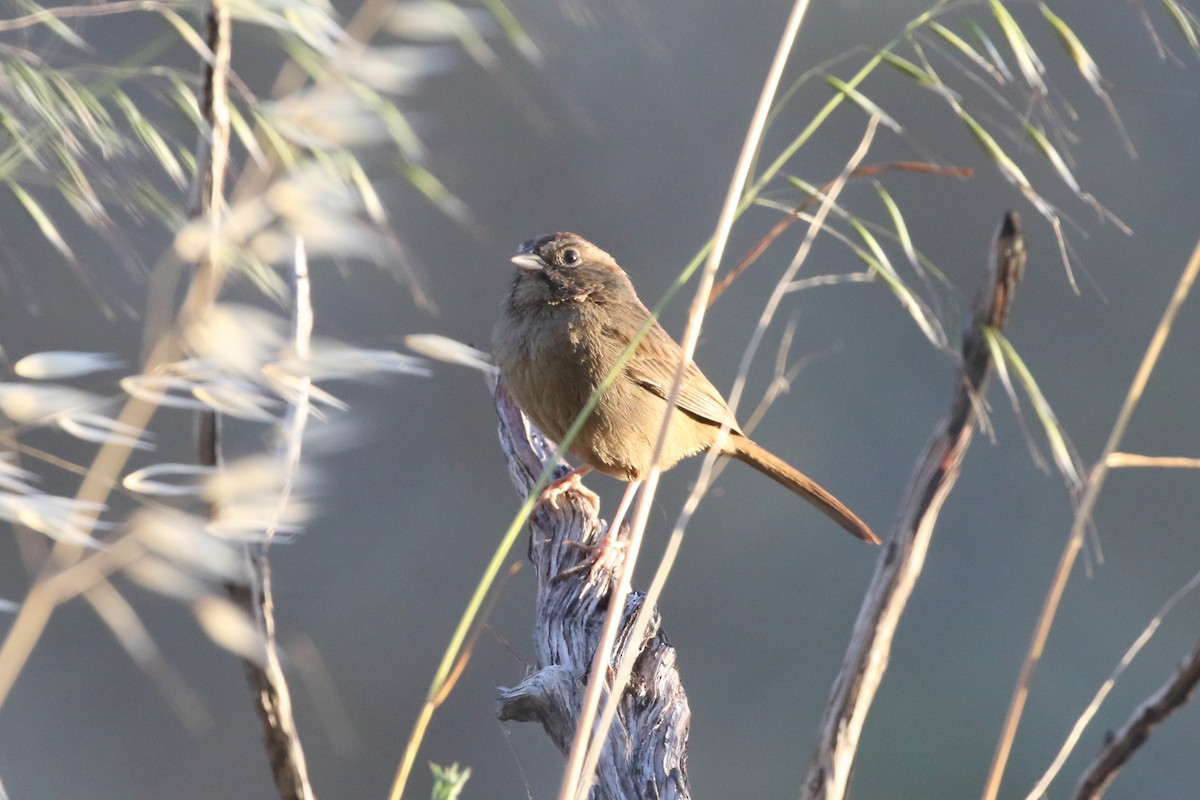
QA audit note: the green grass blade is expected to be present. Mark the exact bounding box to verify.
[928,20,1005,83]
[7,180,75,261]
[825,74,902,132]
[990,0,1047,93]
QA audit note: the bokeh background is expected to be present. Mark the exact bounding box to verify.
[1,1,1199,798]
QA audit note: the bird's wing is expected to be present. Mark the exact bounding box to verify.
[622,319,743,433]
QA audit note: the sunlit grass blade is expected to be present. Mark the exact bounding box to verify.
[825,75,901,132]
[966,18,1014,81]
[1162,0,1200,51]
[875,182,919,272]
[954,107,1035,200]
[1040,3,1136,158]
[261,364,347,412]
[1107,453,1200,469]
[985,327,1082,488]
[0,112,47,171]
[340,153,388,225]
[46,72,113,152]
[291,343,429,379]
[162,69,205,129]
[880,49,935,86]
[249,107,299,169]
[1039,4,1101,91]
[113,90,186,186]
[131,508,249,583]
[403,162,473,226]
[1024,123,1128,235]
[48,138,106,224]
[880,49,959,102]
[786,178,947,349]
[479,0,541,63]
[990,0,1046,93]
[953,106,1077,287]
[850,217,947,349]
[158,8,216,64]
[228,102,267,167]
[5,180,74,261]
[0,383,101,422]
[10,0,88,49]
[227,0,341,57]
[0,457,39,494]
[983,325,1052,472]
[124,556,209,601]
[928,20,1006,83]
[1026,123,1084,195]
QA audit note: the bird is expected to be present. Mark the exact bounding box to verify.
[492,232,879,548]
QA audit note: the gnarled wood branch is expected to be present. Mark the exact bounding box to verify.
[494,380,691,800]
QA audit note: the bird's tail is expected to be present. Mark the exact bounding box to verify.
[726,436,880,544]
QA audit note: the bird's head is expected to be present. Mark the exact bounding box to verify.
[508,232,630,306]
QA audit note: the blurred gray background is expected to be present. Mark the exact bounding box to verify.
[1,0,1199,798]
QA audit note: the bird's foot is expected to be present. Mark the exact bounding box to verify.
[555,528,626,582]
[538,466,599,513]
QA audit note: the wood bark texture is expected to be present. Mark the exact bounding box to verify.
[493,379,691,800]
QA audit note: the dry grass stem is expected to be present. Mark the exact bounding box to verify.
[563,2,816,797]
[981,236,1200,800]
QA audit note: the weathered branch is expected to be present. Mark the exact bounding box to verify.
[493,380,691,800]
[802,212,1027,800]
[1074,641,1200,799]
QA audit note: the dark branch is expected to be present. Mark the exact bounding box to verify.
[1074,642,1200,799]
[802,212,1026,800]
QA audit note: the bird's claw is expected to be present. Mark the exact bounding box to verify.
[539,470,599,514]
[555,535,626,582]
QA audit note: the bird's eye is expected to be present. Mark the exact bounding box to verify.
[561,248,580,266]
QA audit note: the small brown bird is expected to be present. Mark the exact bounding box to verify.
[492,232,878,546]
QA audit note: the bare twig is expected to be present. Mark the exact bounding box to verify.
[493,380,690,799]
[981,235,1200,800]
[803,212,1027,800]
[224,238,317,800]
[190,3,315,798]
[1073,642,1200,800]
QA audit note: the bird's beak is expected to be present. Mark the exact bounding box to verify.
[511,254,545,272]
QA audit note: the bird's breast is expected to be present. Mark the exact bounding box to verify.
[493,302,600,444]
